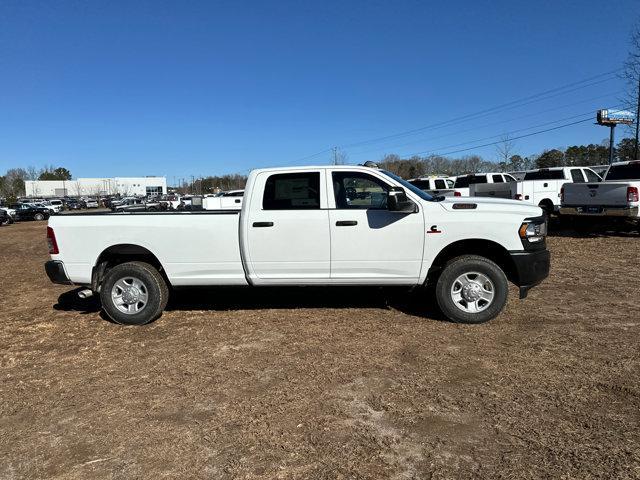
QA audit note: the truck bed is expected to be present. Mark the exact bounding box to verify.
[49,210,247,286]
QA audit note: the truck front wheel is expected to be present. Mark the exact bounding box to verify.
[435,255,508,324]
[99,261,169,325]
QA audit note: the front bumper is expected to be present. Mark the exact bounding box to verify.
[559,206,639,218]
[509,249,550,299]
[45,260,73,285]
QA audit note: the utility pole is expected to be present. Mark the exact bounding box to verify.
[635,74,640,159]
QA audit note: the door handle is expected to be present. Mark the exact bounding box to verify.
[235,199,241,203]
[252,221,274,227]
[336,220,357,226]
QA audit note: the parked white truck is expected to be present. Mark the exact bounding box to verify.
[45,164,550,326]
[471,167,601,214]
[560,160,640,225]
[407,176,456,197]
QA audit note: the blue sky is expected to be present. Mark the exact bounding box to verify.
[0,0,638,181]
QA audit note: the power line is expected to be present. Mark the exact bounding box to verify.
[421,118,595,157]
[348,90,625,157]
[338,70,622,150]
[288,69,623,163]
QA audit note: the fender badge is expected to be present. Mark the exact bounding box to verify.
[427,225,442,234]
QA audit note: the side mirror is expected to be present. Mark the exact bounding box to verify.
[387,187,417,213]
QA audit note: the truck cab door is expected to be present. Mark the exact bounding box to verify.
[328,170,424,283]
[244,171,330,283]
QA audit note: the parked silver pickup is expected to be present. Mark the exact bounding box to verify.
[560,161,640,224]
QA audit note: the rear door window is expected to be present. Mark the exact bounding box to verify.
[606,163,640,180]
[584,169,601,182]
[455,175,487,187]
[491,175,504,183]
[570,169,585,183]
[408,179,430,190]
[263,172,320,210]
[434,179,446,189]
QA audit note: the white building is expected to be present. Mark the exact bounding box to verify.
[25,177,167,198]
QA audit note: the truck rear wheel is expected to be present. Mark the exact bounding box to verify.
[435,255,508,324]
[99,261,169,325]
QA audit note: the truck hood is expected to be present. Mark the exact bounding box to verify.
[436,196,542,217]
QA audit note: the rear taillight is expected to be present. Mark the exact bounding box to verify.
[560,187,564,204]
[628,186,639,203]
[454,191,461,197]
[514,193,522,200]
[47,226,59,254]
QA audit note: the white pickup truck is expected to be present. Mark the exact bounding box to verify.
[203,190,244,210]
[560,161,640,225]
[511,167,602,215]
[45,164,550,326]
[471,167,601,213]
[407,176,456,197]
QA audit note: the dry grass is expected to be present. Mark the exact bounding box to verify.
[0,221,639,479]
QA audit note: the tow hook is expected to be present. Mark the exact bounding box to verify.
[78,289,94,299]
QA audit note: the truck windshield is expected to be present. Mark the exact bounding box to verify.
[605,163,640,181]
[380,171,434,201]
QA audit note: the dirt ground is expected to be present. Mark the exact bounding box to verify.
[1,220,639,479]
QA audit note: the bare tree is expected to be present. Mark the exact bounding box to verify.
[623,21,640,156]
[495,134,516,165]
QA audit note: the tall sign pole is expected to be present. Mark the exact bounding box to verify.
[635,75,640,159]
[609,124,616,165]
[597,108,635,164]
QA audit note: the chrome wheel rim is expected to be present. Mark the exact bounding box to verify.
[111,277,149,314]
[450,272,495,313]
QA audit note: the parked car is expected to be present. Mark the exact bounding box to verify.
[64,199,83,210]
[0,205,17,221]
[112,198,147,212]
[560,160,640,227]
[203,190,244,210]
[453,172,518,197]
[49,199,64,212]
[45,164,550,326]
[85,199,99,209]
[10,203,51,221]
[0,209,13,226]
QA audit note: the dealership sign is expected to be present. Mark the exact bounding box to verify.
[597,109,635,125]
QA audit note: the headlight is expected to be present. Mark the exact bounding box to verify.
[519,219,547,243]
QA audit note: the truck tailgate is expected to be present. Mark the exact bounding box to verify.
[563,182,632,207]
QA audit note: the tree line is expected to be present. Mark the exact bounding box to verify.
[1,137,637,200]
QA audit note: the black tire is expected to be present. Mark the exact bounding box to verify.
[435,255,509,324]
[34,213,45,221]
[99,261,169,325]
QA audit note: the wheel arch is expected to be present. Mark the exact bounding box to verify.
[426,238,517,286]
[92,244,171,291]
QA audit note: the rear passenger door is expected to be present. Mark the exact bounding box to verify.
[245,171,330,282]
